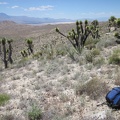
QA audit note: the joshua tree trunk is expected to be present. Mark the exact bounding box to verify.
[0,38,13,68]
[8,41,13,64]
[4,60,8,68]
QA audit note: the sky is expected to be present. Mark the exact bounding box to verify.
[0,0,120,19]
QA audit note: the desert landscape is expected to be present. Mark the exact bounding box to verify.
[0,17,120,120]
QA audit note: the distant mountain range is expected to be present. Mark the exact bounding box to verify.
[0,13,75,24]
[0,13,108,25]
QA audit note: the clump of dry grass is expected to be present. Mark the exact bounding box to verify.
[75,77,109,100]
[114,73,120,85]
[96,34,116,50]
[85,48,100,63]
[0,113,14,120]
[114,67,120,85]
[93,56,105,68]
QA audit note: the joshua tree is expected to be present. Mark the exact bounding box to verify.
[108,16,117,31]
[91,20,99,28]
[91,20,100,39]
[56,20,100,53]
[26,39,34,55]
[0,38,13,68]
[109,16,116,22]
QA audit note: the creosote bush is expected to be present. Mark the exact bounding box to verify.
[28,105,42,120]
[76,78,109,100]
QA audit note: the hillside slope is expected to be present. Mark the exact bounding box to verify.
[0,22,120,120]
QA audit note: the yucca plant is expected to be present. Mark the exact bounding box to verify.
[108,16,117,26]
[108,16,117,30]
[0,38,13,68]
[56,20,100,53]
[21,50,28,57]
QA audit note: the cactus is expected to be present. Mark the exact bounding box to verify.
[56,20,100,53]
[26,39,34,55]
[0,38,13,68]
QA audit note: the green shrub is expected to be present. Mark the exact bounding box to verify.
[0,94,10,106]
[109,49,120,65]
[28,105,42,120]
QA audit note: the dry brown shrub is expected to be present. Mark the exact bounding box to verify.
[76,78,109,100]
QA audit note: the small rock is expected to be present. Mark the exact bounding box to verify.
[91,111,106,119]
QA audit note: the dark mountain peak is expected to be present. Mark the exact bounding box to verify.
[0,13,10,18]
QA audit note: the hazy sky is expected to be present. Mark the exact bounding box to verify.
[0,0,120,19]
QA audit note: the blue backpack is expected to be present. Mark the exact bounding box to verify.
[106,87,120,109]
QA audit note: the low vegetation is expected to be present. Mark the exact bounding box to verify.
[0,94,10,106]
[28,105,42,120]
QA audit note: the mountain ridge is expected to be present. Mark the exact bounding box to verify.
[0,13,74,24]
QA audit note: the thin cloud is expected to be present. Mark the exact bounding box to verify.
[78,12,111,18]
[11,5,19,9]
[0,2,8,5]
[25,5,54,11]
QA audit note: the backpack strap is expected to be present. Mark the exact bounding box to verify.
[97,101,107,107]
